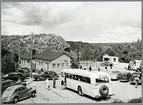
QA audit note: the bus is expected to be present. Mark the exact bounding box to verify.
[61,69,112,98]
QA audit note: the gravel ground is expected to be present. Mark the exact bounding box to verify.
[18,62,142,103]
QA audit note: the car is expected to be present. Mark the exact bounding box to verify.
[2,84,36,104]
[119,72,132,82]
[109,71,121,80]
[16,68,30,77]
[5,72,26,81]
[130,72,142,85]
[1,80,22,94]
[33,71,59,81]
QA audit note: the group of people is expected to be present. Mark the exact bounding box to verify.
[45,77,56,90]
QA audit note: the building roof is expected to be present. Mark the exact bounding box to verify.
[20,52,31,60]
[34,49,72,61]
[21,49,73,61]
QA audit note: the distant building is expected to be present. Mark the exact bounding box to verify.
[103,54,118,64]
[20,50,72,73]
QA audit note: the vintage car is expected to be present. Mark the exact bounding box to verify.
[130,72,142,85]
[1,80,22,94]
[2,84,36,104]
[4,72,26,81]
[119,72,132,82]
[109,71,121,80]
[33,71,59,81]
[16,68,30,77]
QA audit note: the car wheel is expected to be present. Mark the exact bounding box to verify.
[13,97,19,104]
[78,86,83,96]
[31,92,36,98]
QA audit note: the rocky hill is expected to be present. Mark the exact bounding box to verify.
[1,34,72,54]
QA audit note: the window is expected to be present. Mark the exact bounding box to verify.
[62,63,64,67]
[73,75,78,80]
[17,87,25,92]
[96,76,109,83]
[66,63,69,67]
[113,58,116,62]
[52,63,56,68]
[57,63,60,67]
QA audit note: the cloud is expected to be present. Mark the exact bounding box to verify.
[1,2,141,43]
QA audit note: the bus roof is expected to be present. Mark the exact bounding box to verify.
[61,69,110,78]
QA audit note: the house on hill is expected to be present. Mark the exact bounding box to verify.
[20,50,72,73]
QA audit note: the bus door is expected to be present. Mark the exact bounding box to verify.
[64,73,67,85]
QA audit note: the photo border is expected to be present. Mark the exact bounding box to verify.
[0,0,142,105]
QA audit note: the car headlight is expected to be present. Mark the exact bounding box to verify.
[2,95,8,100]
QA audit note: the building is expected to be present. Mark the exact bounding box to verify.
[103,54,118,64]
[20,50,72,73]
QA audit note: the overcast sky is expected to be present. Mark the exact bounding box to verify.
[1,2,141,43]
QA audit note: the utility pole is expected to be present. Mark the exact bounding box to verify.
[30,32,33,78]
[18,39,21,69]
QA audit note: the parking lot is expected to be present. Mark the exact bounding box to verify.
[18,78,141,104]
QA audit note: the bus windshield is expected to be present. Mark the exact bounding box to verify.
[96,75,109,83]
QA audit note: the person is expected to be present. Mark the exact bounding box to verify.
[105,66,108,71]
[53,77,56,88]
[17,77,22,84]
[89,66,92,71]
[45,78,50,90]
[134,75,140,88]
[61,80,64,90]
[110,63,113,69]
[98,68,100,71]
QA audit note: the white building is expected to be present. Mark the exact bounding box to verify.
[20,50,72,73]
[103,54,118,64]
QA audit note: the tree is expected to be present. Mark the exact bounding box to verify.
[1,49,17,74]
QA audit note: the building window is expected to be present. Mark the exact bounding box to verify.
[52,63,56,68]
[66,63,69,67]
[62,63,64,67]
[57,63,60,68]
[113,58,116,62]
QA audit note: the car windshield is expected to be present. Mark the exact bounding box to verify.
[3,88,13,95]
[96,75,109,83]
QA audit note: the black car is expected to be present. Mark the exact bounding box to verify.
[5,72,26,81]
[130,72,142,85]
[1,80,22,94]
[33,71,59,81]
[16,69,30,77]
[119,72,132,82]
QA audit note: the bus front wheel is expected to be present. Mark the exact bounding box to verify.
[78,86,83,96]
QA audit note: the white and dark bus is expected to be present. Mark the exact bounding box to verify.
[61,69,113,98]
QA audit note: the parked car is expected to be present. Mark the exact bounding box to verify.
[1,80,22,94]
[5,72,26,81]
[2,84,36,104]
[130,72,142,85]
[16,68,30,77]
[33,71,59,81]
[100,61,111,66]
[119,72,132,82]
[109,71,121,80]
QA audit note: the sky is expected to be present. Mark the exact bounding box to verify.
[1,2,141,43]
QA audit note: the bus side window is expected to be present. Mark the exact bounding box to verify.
[69,74,72,79]
[61,72,64,77]
[86,77,91,84]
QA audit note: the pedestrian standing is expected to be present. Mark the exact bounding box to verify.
[45,78,50,90]
[89,66,92,71]
[105,66,108,71]
[61,80,64,90]
[53,77,56,88]
[110,63,113,69]
[134,75,140,88]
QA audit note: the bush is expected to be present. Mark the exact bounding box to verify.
[128,97,142,103]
